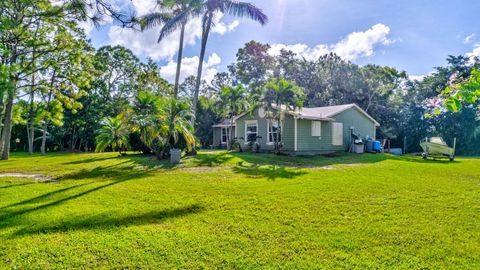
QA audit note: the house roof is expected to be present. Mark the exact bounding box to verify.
[212,118,236,127]
[295,104,380,126]
[212,103,380,127]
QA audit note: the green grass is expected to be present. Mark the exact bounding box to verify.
[0,151,479,269]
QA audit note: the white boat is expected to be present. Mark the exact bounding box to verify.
[420,137,456,161]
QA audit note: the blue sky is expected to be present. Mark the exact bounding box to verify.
[86,0,480,82]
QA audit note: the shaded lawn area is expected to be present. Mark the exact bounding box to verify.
[0,151,479,268]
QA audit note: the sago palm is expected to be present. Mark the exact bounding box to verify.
[161,99,196,152]
[131,91,164,150]
[95,114,130,155]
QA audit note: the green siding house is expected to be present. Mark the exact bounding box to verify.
[212,104,380,155]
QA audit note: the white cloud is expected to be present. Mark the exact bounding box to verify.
[463,34,475,44]
[467,44,480,59]
[160,53,222,83]
[108,16,203,60]
[269,23,392,61]
[107,12,239,60]
[409,75,425,81]
[212,14,240,35]
[132,0,158,17]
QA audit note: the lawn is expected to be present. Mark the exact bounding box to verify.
[0,151,479,269]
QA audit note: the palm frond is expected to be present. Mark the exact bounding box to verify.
[158,9,193,42]
[140,12,171,31]
[224,0,268,25]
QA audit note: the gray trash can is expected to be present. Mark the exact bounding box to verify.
[354,143,365,154]
[170,148,182,164]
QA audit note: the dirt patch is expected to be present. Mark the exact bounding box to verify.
[178,166,229,173]
[0,173,56,182]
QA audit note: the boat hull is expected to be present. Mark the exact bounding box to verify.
[420,142,454,156]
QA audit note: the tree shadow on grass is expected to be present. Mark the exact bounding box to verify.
[11,204,204,237]
[0,183,91,210]
[58,162,154,181]
[61,155,121,165]
[0,182,35,189]
[230,151,388,168]
[0,164,157,231]
[386,154,461,165]
[112,152,235,170]
[232,161,307,181]
[183,152,234,167]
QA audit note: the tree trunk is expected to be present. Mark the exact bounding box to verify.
[70,126,76,151]
[0,93,15,160]
[27,89,35,154]
[0,51,17,160]
[173,21,186,98]
[0,98,5,139]
[40,73,55,155]
[40,121,47,155]
[192,13,213,128]
[228,118,234,151]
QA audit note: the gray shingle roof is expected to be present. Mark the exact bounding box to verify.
[212,118,235,127]
[212,103,380,127]
[295,104,379,125]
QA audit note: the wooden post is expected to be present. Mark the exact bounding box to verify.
[453,137,457,155]
[403,136,407,154]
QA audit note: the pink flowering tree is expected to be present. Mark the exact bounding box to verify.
[441,69,480,112]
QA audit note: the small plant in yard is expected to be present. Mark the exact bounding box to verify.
[95,114,130,155]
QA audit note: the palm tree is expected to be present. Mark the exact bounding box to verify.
[131,91,163,150]
[131,92,196,159]
[95,115,130,155]
[157,0,267,128]
[217,85,249,150]
[140,0,202,98]
[262,78,305,153]
[161,98,196,155]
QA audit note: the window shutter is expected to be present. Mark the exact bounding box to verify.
[311,121,321,136]
[332,122,343,146]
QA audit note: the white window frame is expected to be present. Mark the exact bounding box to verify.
[311,121,322,137]
[267,120,281,145]
[244,120,258,144]
[221,127,230,144]
[332,122,344,146]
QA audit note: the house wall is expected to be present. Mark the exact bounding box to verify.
[295,107,377,155]
[227,106,377,154]
[334,107,377,147]
[235,107,294,152]
[212,126,236,148]
[296,120,344,154]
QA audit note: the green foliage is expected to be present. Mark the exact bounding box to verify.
[229,41,275,89]
[131,92,196,158]
[443,68,480,112]
[263,78,305,110]
[216,85,250,149]
[262,78,305,153]
[95,114,130,153]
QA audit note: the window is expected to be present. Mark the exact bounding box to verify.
[245,121,258,142]
[221,127,230,144]
[267,120,281,143]
[332,122,343,146]
[311,121,321,137]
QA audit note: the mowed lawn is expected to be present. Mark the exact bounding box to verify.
[0,151,479,269]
